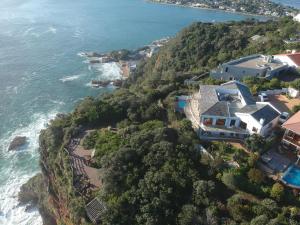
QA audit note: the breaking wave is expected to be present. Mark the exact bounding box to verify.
[0,111,58,225]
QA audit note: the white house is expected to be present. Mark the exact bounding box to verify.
[294,14,300,23]
[210,54,288,81]
[274,52,300,69]
[198,81,281,139]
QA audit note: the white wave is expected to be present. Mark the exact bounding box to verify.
[59,74,81,82]
[49,99,65,106]
[77,52,86,57]
[46,26,57,34]
[94,62,122,80]
[0,111,58,225]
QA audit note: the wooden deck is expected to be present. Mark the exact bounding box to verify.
[66,131,102,191]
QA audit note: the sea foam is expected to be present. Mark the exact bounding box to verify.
[59,74,81,82]
[0,111,58,225]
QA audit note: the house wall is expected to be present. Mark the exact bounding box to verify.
[274,55,298,68]
[288,87,300,98]
[235,113,263,135]
[260,116,279,136]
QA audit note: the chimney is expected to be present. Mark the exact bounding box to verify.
[260,118,265,125]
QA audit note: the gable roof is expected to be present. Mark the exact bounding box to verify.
[282,111,300,134]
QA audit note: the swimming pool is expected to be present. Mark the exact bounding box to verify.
[178,100,187,109]
[282,165,300,189]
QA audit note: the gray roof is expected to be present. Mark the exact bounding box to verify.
[235,103,280,125]
[251,104,280,126]
[221,81,255,105]
[198,81,279,125]
[198,85,219,115]
[204,102,230,117]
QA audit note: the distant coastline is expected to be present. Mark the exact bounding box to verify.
[146,1,271,19]
[147,0,299,18]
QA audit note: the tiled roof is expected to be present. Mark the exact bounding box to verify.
[282,111,300,134]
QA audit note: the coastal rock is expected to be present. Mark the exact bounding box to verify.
[19,174,57,225]
[8,136,27,151]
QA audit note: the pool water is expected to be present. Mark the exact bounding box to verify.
[282,165,300,188]
[178,100,187,109]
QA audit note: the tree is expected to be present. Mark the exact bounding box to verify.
[245,134,267,153]
[221,171,239,190]
[250,215,269,225]
[247,168,264,184]
[270,183,285,201]
[193,180,216,206]
[177,204,199,225]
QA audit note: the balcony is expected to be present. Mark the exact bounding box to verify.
[283,133,300,149]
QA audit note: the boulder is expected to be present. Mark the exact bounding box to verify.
[8,136,27,151]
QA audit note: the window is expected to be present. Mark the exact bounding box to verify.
[225,67,229,72]
[203,118,213,126]
[230,120,236,127]
[216,119,226,126]
[240,121,247,130]
[252,127,258,133]
[220,132,225,136]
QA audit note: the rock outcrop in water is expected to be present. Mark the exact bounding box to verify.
[8,136,27,151]
[19,174,57,225]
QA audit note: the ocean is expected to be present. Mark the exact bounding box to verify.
[0,0,289,224]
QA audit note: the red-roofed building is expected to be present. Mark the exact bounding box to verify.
[274,53,300,69]
[282,111,300,153]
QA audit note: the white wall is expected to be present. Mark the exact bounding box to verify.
[274,55,298,68]
[236,113,263,135]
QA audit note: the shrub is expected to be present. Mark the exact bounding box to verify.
[247,168,264,184]
[270,183,285,201]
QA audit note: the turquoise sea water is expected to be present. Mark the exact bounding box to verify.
[0,0,268,224]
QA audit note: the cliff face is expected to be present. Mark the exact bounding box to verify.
[19,119,89,225]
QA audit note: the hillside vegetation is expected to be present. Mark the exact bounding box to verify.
[31,18,300,225]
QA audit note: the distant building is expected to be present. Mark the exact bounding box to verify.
[210,54,288,81]
[274,52,300,69]
[294,14,300,23]
[282,111,300,153]
[197,81,280,139]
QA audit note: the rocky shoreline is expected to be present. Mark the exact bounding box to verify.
[80,37,170,87]
[18,174,57,225]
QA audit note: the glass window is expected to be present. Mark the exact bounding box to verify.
[216,119,226,126]
[230,120,236,127]
[203,118,213,126]
[240,121,247,130]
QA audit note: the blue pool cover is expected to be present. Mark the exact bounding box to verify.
[282,165,300,189]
